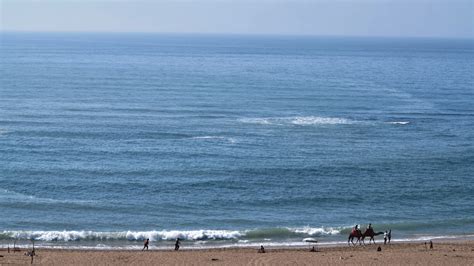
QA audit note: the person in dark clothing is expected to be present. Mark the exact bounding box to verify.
[175,238,181,251]
[142,238,149,251]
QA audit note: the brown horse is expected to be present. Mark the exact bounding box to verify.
[348,228,384,245]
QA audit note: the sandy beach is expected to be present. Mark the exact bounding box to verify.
[1,241,473,265]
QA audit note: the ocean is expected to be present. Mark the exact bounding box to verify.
[1,32,473,249]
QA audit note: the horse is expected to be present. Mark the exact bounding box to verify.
[348,229,363,245]
[361,228,384,244]
[348,228,384,245]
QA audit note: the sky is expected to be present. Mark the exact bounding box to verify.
[1,0,473,38]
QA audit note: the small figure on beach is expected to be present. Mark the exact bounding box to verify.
[388,229,391,243]
[310,246,316,252]
[367,223,373,231]
[353,224,359,231]
[175,238,181,251]
[352,224,361,235]
[384,231,388,245]
[429,240,433,249]
[142,238,149,251]
[258,245,265,253]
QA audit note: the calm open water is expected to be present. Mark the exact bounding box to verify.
[1,33,473,249]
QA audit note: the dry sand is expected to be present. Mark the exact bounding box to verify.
[1,242,474,265]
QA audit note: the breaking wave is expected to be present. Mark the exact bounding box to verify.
[239,116,353,126]
[387,121,410,125]
[0,227,344,242]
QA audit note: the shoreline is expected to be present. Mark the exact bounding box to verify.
[1,241,473,265]
[2,234,474,251]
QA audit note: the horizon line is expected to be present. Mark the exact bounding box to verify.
[2,30,473,41]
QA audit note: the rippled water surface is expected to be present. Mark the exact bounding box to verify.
[1,33,473,248]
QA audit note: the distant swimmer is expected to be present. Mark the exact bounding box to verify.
[142,238,149,251]
[175,238,181,251]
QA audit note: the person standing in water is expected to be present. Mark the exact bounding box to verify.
[142,238,149,251]
[174,238,181,251]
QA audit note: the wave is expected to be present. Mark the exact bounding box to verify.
[387,121,410,125]
[0,227,343,242]
[190,136,236,143]
[239,116,353,126]
[0,188,96,205]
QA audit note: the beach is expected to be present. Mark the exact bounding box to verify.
[1,241,473,265]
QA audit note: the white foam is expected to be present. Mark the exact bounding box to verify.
[2,232,473,250]
[0,189,95,205]
[192,136,226,140]
[239,116,353,126]
[238,118,273,125]
[191,136,237,143]
[0,227,343,243]
[290,116,351,125]
[290,226,341,236]
[0,230,243,242]
[387,121,410,125]
[152,229,242,241]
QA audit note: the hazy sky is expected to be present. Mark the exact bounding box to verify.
[1,0,473,38]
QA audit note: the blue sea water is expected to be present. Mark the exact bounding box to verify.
[1,32,473,249]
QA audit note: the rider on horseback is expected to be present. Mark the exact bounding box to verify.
[352,224,360,234]
[366,223,373,234]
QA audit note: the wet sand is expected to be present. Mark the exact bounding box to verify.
[1,241,473,265]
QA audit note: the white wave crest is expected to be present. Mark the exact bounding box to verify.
[191,136,236,143]
[1,227,345,243]
[192,136,226,140]
[290,116,351,125]
[290,227,341,236]
[387,121,410,125]
[238,118,273,125]
[1,230,243,242]
[0,189,95,205]
[239,116,352,126]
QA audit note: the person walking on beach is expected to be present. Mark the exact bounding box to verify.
[388,229,392,243]
[174,238,181,251]
[142,238,149,251]
[383,231,388,245]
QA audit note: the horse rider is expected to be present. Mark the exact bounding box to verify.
[367,223,373,232]
[352,224,360,234]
